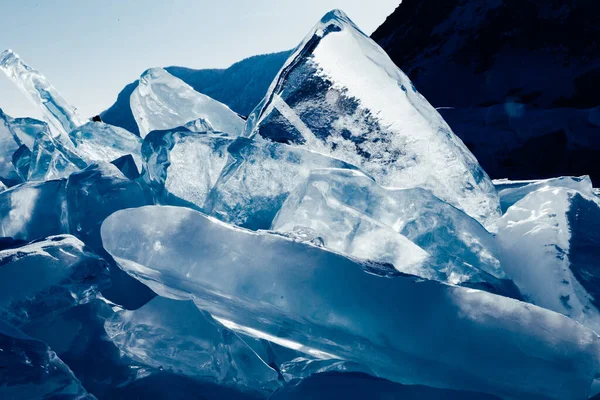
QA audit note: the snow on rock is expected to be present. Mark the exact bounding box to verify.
[244,10,500,227]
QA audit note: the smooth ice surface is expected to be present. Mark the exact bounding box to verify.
[142,128,233,208]
[69,121,142,170]
[105,296,279,392]
[244,10,500,226]
[130,68,245,137]
[497,186,600,332]
[273,168,509,292]
[0,321,92,400]
[102,205,600,400]
[0,50,84,137]
[0,235,110,327]
[205,137,357,229]
[495,175,595,213]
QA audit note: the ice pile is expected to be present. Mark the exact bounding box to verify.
[1,9,600,400]
[243,10,500,227]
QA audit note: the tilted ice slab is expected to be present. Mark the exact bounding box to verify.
[0,321,93,400]
[497,185,600,332]
[102,205,600,400]
[273,168,511,293]
[0,179,68,240]
[244,10,500,226]
[131,68,245,138]
[0,163,155,307]
[205,137,358,229]
[28,129,87,181]
[142,128,233,208]
[0,235,110,327]
[105,296,280,392]
[0,50,84,137]
[0,109,46,185]
[0,163,152,249]
[495,175,595,213]
[68,121,143,170]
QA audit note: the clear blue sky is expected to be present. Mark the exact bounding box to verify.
[0,0,399,119]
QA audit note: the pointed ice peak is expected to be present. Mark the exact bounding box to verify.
[317,9,360,32]
[245,10,501,226]
[130,67,245,138]
[0,49,84,138]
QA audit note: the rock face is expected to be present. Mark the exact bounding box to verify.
[371,0,600,184]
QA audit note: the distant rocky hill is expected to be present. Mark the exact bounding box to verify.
[100,51,291,135]
[372,0,600,184]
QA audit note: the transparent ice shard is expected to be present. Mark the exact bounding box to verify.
[130,68,245,137]
[205,137,358,229]
[68,121,142,170]
[27,129,86,181]
[0,179,68,241]
[0,235,110,327]
[0,321,93,400]
[141,128,233,208]
[102,205,600,400]
[0,109,22,184]
[12,145,32,181]
[273,168,511,293]
[105,296,280,392]
[0,50,84,137]
[244,10,500,226]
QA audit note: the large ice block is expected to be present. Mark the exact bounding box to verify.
[205,137,358,229]
[141,128,233,208]
[130,68,245,137]
[0,109,47,185]
[0,50,84,137]
[0,109,23,184]
[244,10,500,226]
[273,168,510,292]
[105,296,279,392]
[497,185,600,332]
[27,130,86,181]
[68,121,143,170]
[101,205,600,400]
[0,179,68,240]
[0,162,154,253]
[0,235,110,327]
[0,321,93,400]
[495,175,595,212]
